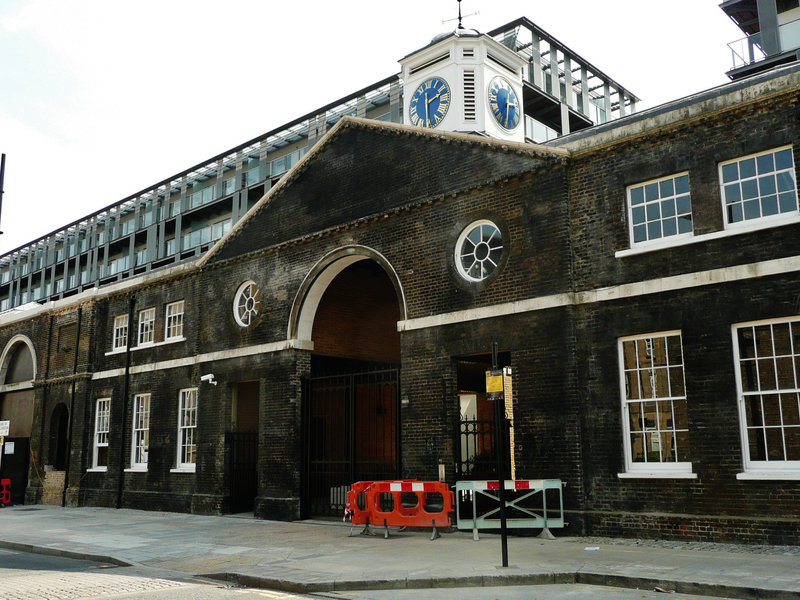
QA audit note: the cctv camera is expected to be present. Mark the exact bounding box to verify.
[200,374,217,385]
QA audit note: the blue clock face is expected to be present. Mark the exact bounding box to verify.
[488,77,520,130]
[409,77,451,128]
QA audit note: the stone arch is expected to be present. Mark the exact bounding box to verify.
[288,245,407,343]
[0,334,37,387]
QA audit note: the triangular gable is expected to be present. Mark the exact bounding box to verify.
[201,117,567,266]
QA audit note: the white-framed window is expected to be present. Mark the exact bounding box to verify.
[176,388,198,471]
[627,173,692,246]
[165,300,184,340]
[131,393,150,469]
[618,331,693,476]
[233,281,261,327]
[138,307,155,345]
[720,146,798,228]
[113,315,128,351]
[732,317,800,478]
[455,220,503,282]
[92,398,110,471]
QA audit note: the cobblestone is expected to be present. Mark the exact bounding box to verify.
[1,571,186,600]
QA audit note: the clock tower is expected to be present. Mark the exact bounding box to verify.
[399,26,527,142]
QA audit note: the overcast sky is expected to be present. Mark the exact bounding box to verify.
[0,0,743,255]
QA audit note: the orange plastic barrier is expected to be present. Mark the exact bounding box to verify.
[345,480,454,539]
[0,478,10,505]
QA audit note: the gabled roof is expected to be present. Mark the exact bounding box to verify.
[200,117,567,266]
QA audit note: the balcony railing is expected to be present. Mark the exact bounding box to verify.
[728,17,800,70]
[728,32,766,69]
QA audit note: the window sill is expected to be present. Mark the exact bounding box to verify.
[736,471,800,480]
[86,467,107,473]
[618,471,697,479]
[170,466,196,474]
[106,336,186,356]
[124,467,147,473]
[616,213,800,258]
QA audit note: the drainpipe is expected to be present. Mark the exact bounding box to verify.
[61,306,82,507]
[116,296,135,509]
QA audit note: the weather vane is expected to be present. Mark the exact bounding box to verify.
[443,0,479,30]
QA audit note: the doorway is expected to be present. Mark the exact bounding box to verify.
[455,353,514,480]
[300,258,402,517]
[226,381,259,513]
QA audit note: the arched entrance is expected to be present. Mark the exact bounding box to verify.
[0,335,37,505]
[294,247,405,517]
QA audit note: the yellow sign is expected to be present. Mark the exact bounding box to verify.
[486,372,504,394]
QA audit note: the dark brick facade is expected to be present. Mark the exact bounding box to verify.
[2,68,800,544]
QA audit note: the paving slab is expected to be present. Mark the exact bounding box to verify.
[0,505,798,598]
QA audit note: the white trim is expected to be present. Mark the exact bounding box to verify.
[176,387,197,470]
[170,467,196,474]
[719,145,798,230]
[626,171,693,249]
[730,315,800,475]
[93,338,312,381]
[398,254,800,331]
[86,467,108,473]
[736,471,800,480]
[104,336,186,357]
[617,331,692,475]
[455,220,503,282]
[0,381,34,393]
[618,472,697,479]
[0,334,37,385]
[165,300,184,341]
[615,214,800,258]
[112,314,128,351]
[124,467,147,473]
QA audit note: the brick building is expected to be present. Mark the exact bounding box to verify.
[1,8,800,544]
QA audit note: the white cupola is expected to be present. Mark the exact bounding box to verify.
[399,27,527,142]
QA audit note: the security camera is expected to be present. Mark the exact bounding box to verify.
[200,374,217,386]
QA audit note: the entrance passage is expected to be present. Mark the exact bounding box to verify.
[300,257,403,517]
[455,353,514,480]
[226,381,259,513]
[305,362,399,516]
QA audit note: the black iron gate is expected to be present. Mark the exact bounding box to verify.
[456,417,511,480]
[303,368,399,517]
[225,431,258,513]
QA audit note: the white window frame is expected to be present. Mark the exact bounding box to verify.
[165,300,184,341]
[91,398,110,471]
[627,172,693,249]
[617,331,695,478]
[719,145,798,230]
[175,388,197,472]
[233,281,261,327]
[130,393,150,470]
[732,316,800,479]
[455,219,503,282]
[138,307,155,346]
[112,315,128,351]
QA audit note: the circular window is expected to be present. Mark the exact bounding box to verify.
[233,281,261,327]
[455,220,503,282]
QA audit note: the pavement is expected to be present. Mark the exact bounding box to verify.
[0,505,798,599]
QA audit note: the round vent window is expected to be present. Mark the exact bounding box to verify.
[455,220,503,282]
[233,280,261,327]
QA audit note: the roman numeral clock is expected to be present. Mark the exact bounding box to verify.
[399,26,526,143]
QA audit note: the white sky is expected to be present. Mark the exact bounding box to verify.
[0,0,743,255]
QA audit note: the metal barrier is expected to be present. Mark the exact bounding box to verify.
[345,480,454,540]
[455,479,565,540]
